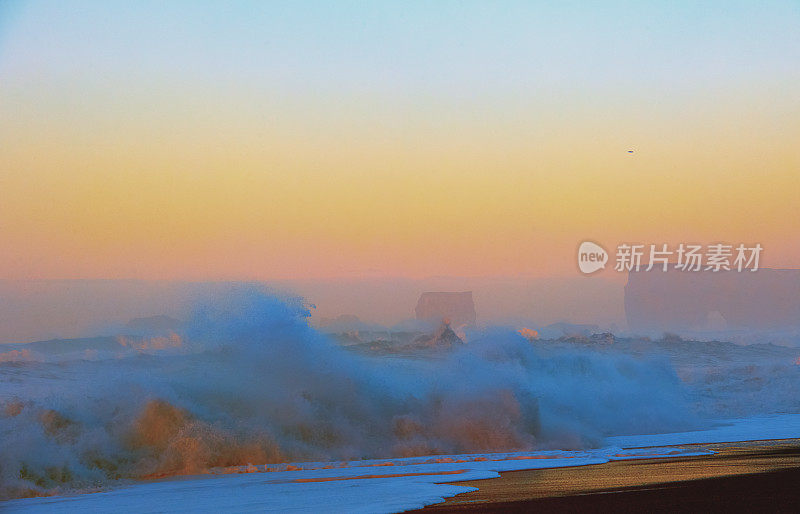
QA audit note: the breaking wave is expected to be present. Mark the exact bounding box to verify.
[0,287,705,498]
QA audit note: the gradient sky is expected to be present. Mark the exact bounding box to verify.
[1,1,799,280]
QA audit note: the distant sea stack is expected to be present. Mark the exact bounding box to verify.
[125,315,183,333]
[415,291,477,327]
[625,268,800,332]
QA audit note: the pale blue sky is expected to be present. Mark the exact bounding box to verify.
[3,1,799,99]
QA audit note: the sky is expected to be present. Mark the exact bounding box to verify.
[1,1,799,280]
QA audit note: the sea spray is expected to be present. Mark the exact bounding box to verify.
[0,287,696,499]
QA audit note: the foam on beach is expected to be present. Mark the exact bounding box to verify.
[9,413,800,513]
[3,445,715,513]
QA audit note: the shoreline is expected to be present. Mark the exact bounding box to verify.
[4,438,799,512]
[414,439,800,512]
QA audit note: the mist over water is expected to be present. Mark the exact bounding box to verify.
[1,287,796,499]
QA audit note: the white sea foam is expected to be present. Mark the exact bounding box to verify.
[8,414,798,512]
[3,445,714,513]
[608,413,800,448]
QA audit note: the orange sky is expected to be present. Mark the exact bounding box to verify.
[1,2,799,280]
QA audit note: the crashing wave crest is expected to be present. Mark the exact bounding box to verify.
[0,287,695,499]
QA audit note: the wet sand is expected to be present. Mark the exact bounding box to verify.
[415,440,800,513]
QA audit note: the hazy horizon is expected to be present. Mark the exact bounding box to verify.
[0,276,626,344]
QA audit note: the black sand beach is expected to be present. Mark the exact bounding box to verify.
[415,440,800,513]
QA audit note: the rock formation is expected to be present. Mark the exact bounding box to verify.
[625,268,800,332]
[414,292,477,328]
